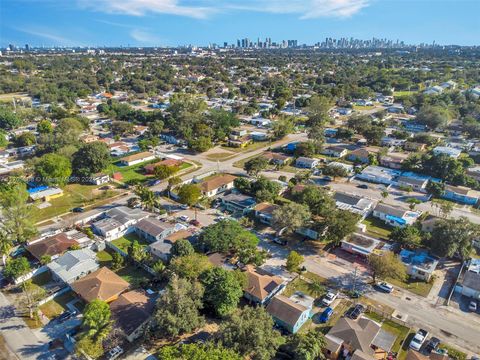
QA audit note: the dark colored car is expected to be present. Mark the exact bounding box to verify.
[345,304,365,320]
[357,184,369,189]
[57,310,76,323]
[190,219,201,227]
[319,307,334,323]
[425,337,441,353]
[72,207,85,213]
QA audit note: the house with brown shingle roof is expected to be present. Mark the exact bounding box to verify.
[110,290,155,342]
[243,265,285,304]
[71,267,130,303]
[26,233,78,261]
[198,173,237,197]
[266,293,313,333]
[254,202,279,225]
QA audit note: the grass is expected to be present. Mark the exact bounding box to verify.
[220,140,270,154]
[111,233,149,252]
[39,291,77,319]
[232,153,263,168]
[361,215,393,240]
[105,159,156,185]
[364,311,411,355]
[96,250,113,266]
[34,184,120,223]
[205,152,235,161]
[386,276,434,297]
[438,344,467,360]
[115,265,153,287]
[393,90,418,97]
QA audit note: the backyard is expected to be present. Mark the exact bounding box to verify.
[110,233,150,253]
[39,290,78,319]
[105,159,156,185]
[387,276,434,297]
[33,184,121,223]
[362,215,393,240]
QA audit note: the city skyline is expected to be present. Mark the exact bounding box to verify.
[1,0,480,47]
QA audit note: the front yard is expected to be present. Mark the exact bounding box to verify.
[39,290,78,319]
[364,311,410,357]
[387,276,434,297]
[34,184,121,223]
[106,159,156,185]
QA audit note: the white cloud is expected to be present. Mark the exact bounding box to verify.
[13,27,83,46]
[130,29,163,44]
[78,0,214,19]
[223,0,370,18]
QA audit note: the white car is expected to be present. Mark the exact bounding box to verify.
[409,329,428,351]
[108,346,124,360]
[376,282,394,293]
[469,301,477,312]
[179,215,190,222]
[322,291,338,306]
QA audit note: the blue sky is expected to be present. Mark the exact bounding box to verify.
[1,0,479,47]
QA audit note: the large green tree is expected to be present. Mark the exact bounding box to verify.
[368,252,406,283]
[33,153,72,187]
[217,306,284,360]
[169,253,213,280]
[200,268,245,317]
[151,276,205,338]
[272,202,311,234]
[281,329,327,360]
[82,299,112,342]
[158,343,242,360]
[431,217,480,259]
[72,142,110,178]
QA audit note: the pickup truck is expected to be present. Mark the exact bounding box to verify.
[409,329,429,351]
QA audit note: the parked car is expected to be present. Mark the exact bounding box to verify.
[345,304,365,320]
[190,219,200,227]
[322,291,338,306]
[425,337,441,353]
[319,307,334,323]
[179,215,190,222]
[357,184,368,189]
[273,237,287,246]
[468,300,477,312]
[375,282,394,293]
[108,346,124,360]
[180,204,189,210]
[409,329,429,351]
[57,310,77,323]
[72,207,85,213]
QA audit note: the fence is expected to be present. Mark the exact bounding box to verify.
[14,265,49,285]
[37,286,71,306]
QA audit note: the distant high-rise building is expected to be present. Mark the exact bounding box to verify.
[8,44,15,51]
[25,44,30,51]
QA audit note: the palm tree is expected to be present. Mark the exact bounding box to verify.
[0,229,12,265]
[308,279,326,298]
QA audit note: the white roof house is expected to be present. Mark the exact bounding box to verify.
[47,248,99,284]
[432,146,462,159]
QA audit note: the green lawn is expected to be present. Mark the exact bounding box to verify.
[362,215,393,240]
[34,184,120,223]
[387,276,434,297]
[393,90,418,97]
[96,250,113,266]
[364,311,411,355]
[39,290,77,319]
[111,233,149,253]
[115,265,153,287]
[206,152,236,161]
[438,344,467,360]
[106,159,156,185]
[220,140,270,154]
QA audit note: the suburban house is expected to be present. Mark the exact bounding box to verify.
[322,145,348,158]
[228,135,252,148]
[134,218,183,243]
[243,265,284,305]
[455,259,480,300]
[404,142,426,152]
[373,203,420,227]
[119,151,157,166]
[110,290,156,342]
[254,202,279,226]
[71,267,130,303]
[421,215,441,233]
[432,146,461,159]
[221,193,257,214]
[381,137,406,147]
[397,175,429,193]
[334,192,374,218]
[341,234,384,257]
[263,152,292,166]
[28,186,64,202]
[266,292,313,333]
[26,233,79,261]
[356,166,401,185]
[328,162,354,175]
[88,173,110,185]
[347,148,371,164]
[442,184,480,205]
[47,248,99,284]
[325,317,396,360]
[92,206,149,240]
[379,153,408,170]
[399,249,438,281]
[295,156,320,169]
[198,174,237,197]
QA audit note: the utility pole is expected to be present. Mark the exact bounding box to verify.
[352,266,358,301]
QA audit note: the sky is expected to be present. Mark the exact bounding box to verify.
[1,0,479,48]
